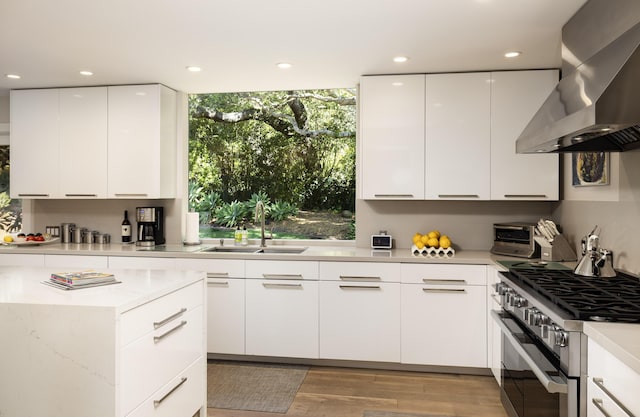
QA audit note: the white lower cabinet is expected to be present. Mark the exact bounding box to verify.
[319,261,401,362]
[175,258,246,355]
[587,338,640,417]
[245,260,319,358]
[0,253,45,266]
[109,256,177,270]
[400,264,487,368]
[44,254,109,269]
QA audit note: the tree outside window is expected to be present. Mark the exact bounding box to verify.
[188,89,356,241]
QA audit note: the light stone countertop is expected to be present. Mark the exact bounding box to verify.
[583,322,640,375]
[0,241,522,265]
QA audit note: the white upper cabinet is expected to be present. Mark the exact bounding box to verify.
[107,84,177,198]
[490,70,559,200]
[425,72,491,200]
[10,89,60,198]
[59,87,108,198]
[360,74,425,200]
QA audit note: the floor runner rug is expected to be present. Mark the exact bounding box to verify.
[207,361,308,413]
[364,412,461,417]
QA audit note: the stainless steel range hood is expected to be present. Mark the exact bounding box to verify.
[516,8,640,153]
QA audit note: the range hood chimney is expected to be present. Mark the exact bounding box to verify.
[516,0,640,153]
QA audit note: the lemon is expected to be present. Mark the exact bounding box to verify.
[3,235,13,243]
[414,240,425,249]
[427,237,439,247]
[420,234,430,245]
[412,233,422,244]
[439,237,451,249]
[428,230,441,239]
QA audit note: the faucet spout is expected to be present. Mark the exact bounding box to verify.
[255,201,267,248]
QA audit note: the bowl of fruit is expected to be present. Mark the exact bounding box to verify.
[411,230,455,257]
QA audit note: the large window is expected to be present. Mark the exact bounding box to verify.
[188,89,356,241]
[0,145,21,234]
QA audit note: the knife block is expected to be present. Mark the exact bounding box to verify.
[534,234,577,262]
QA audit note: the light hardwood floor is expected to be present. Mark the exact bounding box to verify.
[207,366,508,417]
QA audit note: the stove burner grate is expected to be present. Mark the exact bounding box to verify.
[507,269,640,322]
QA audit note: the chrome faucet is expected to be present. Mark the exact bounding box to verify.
[255,201,267,248]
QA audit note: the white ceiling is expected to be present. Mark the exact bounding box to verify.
[0,0,588,96]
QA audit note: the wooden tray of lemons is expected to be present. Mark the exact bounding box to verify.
[411,230,455,257]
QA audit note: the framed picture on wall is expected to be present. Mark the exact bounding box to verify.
[572,152,609,186]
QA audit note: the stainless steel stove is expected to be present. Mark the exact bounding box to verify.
[494,262,640,417]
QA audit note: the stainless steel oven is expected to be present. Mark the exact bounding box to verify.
[493,310,579,417]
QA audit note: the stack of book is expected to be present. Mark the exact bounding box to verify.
[46,271,119,290]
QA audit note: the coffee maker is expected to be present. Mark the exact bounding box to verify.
[136,207,165,247]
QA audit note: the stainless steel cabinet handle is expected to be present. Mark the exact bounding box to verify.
[154,320,187,343]
[262,283,303,289]
[422,279,466,284]
[422,288,466,293]
[339,275,381,281]
[592,399,613,417]
[153,307,187,329]
[504,194,547,198]
[207,281,229,286]
[207,272,230,278]
[438,194,479,198]
[154,377,188,407]
[339,285,381,290]
[374,194,414,198]
[114,193,148,197]
[262,274,303,280]
[18,193,49,197]
[64,194,98,197]
[593,378,636,417]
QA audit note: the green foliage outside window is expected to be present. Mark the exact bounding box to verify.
[188,89,356,240]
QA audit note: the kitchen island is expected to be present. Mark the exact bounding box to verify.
[0,266,206,417]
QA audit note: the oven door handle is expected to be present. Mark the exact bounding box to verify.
[491,310,568,394]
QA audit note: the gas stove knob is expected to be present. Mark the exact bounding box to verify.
[495,282,505,294]
[540,323,550,339]
[524,308,538,324]
[516,296,528,308]
[538,314,550,326]
[554,330,568,347]
[508,293,520,307]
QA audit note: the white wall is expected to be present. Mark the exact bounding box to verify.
[0,96,9,123]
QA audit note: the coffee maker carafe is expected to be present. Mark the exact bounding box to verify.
[136,207,165,247]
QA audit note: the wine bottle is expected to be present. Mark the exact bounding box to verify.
[121,210,132,243]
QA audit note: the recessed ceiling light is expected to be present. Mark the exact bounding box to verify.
[391,82,404,87]
[5,74,21,79]
[393,56,409,63]
[276,62,292,69]
[186,66,202,72]
[504,51,521,58]
[79,70,93,76]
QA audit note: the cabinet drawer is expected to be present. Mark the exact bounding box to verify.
[176,258,245,278]
[109,256,177,270]
[401,263,486,285]
[121,306,204,415]
[320,261,400,283]
[126,356,205,417]
[588,339,640,415]
[245,260,318,280]
[121,282,203,346]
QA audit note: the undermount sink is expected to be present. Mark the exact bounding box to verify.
[201,246,308,254]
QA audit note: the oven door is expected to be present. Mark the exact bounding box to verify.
[492,310,578,417]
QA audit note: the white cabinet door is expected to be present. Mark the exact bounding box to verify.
[175,258,246,355]
[245,279,318,358]
[490,70,559,200]
[44,254,109,269]
[108,256,176,270]
[425,72,491,200]
[10,89,60,198]
[0,254,45,266]
[107,85,177,198]
[59,87,108,198]
[360,74,425,200]
[587,338,640,417]
[401,263,487,367]
[319,281,400,362]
